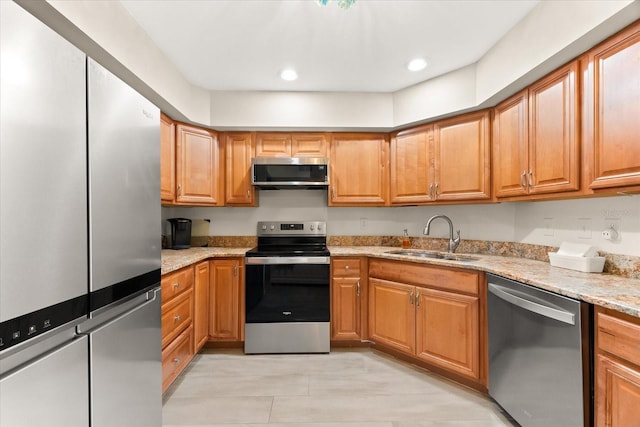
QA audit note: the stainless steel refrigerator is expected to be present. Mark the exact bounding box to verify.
[0,2,162,426]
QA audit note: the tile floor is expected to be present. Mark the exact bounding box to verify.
[163,348,517,426]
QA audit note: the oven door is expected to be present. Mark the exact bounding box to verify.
[245,257,330,324]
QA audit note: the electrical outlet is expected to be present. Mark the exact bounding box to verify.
[577,218,592,239]
[543,218,554,236]
[360,218,367,229]
[602,219,621,241]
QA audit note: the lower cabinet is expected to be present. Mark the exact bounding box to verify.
[595,307,640,426]
[193,261,210,352]
[368,259,484,386]
[161,265,195,392]
[209,258,244,342]
[331,257,367,341]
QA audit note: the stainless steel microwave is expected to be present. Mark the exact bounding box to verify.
[251,157,329,189]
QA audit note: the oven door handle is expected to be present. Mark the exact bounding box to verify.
[488,283,575,325]
[245,256,330,265]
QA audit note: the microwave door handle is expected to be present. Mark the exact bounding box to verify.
[488,283,575,325]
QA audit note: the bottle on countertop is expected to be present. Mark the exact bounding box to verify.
[402,229,411,249]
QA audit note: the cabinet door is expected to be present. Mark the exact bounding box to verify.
[390,126,434,205]
[368,278,415,354]
[416,288,480,381]
[291,133,328,157]
[176,124,222,205]
[329,134,388,206]
[331,277,361,341]
[529,61,580,194]
[160,113,176,203]
[193,261,209,352]
[224,132,256,206]
[493,91,529,198]
[584,23,640,191]
[596,355,640,427]
[209,259,241,341]
[255,132,291,157]
[433,111,491,201]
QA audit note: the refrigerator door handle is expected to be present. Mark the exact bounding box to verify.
[77,288,159,334]
[488,283,575,325]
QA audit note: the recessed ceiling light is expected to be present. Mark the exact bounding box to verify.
[407,58,427,72]
[280,68,298,81]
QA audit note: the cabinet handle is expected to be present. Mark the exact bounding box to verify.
[177,184,182,196]
[416,292,421,308]
[356,281,360,297]
[233,264,238,277]
[527,170,533,189]
[429,183,434,198]
[434,183,439,199]
[173,358,180,365]
[345,265,350,270]
[331,188,336,200]
[409,291,414,305]
[247,189,251,198]
[173,282,180,289]
[174,315,181,322]
[520,171,527,190]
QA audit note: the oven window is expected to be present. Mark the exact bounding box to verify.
[245,263,329,323]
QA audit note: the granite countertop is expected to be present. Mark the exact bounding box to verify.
[161,246,640,318]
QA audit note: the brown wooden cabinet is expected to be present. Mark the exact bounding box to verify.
[193,261,209,352]
[255,132,328,158]
[494,62,580,199]
[583,22,640,193]
[329,133,389,206]
[255,132,291,157]
[390,125,434,205]
[160,266,195,392]
[224,132,257,206]
[595,307,640,426]
[291,133,328,157]
[331,257,366,341]
[209,258,244,342]
[160,113,176,204]
[175,123,223,205]
[433,110,491,201]
[368,259,485,386]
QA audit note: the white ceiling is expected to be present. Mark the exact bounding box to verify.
[121,0,539,93]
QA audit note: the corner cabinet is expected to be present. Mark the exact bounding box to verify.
[329,133,389,206]
[493,61,580,199]
[175,123,223,205]
[331,257,367,341]
[160,113,176,204]
[209,258,244,342]
[432,111,491,202]
[224,132,257,206]
[595,307,640,427]
[368,259,486,388]
[583,22,640,193]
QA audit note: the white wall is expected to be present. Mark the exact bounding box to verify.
[163,192,639,256]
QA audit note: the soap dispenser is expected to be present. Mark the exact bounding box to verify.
[402,229,411,249]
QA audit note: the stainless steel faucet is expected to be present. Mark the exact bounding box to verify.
[423,215,461,253]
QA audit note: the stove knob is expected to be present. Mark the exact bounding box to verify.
[270,225,275,230]
[261,225,267,230]
[318,224,323,231]
[310,224,315,231]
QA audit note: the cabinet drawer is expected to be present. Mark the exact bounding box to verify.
[162,291,193,348]
[369,259,478,295]
[161,267,194,304]
[332,258,361,277]
[162,325,193,392]
[597,310,640,367]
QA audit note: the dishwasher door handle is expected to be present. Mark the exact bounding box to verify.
[488,283,575,325]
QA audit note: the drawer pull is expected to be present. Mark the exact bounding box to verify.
[173,358,180,364]
[345,265,350,270]
[356,281,360,297]
[174,315,181,322]
[173,282,180,289]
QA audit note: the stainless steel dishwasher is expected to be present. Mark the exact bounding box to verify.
[487,274,591,427]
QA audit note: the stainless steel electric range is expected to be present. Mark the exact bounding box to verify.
[244,221,330,354]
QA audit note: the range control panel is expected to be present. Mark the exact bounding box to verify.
[256,221,326,237]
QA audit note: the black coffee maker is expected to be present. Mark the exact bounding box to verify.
[167,218,192,249]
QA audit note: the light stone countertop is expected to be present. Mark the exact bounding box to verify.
[162,246,640,318]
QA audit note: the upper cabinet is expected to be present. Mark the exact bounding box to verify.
[583,22,640,193]
[160,113,176,204]
[175,123,223,206]
[224,132,257,206]
[493,61,580,199]
[433,111,491,202]
[255,132,328,158]
[390,125,434,205]
[329,133,389,206]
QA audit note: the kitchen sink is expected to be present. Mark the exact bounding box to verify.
[385,250,478,262]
